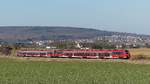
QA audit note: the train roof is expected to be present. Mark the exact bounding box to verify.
[17,49,126,52]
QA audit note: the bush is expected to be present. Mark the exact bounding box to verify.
[0,46,12,56]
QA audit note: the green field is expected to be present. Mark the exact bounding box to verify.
[0,57,150,84]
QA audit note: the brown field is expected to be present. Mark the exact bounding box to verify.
[129,48,150,59]
[127,48,150,64]
[129,48,150,56]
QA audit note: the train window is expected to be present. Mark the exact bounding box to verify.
[27,52,36,55]
[18,52,23,54]
[40,53,46,55]
[85,53,96,56]
[26,53,30,55]
[92,53,96,56]
[81,53,84,56]
[27,52,32,55]
[84,53,88,56]
[112,52,123,55]
[34,52,40,55]
[55,52,63,54]
[23,53,26,54]
[104,53,110,56]
[25,52,32,56]
[74,53,78,56]
[98,53,102,56]
[78,53,81,56]
[98,53,109,56]
[74,53,84,56]
[65,53,73,56]
[48,52,53,54]
[79,53,84,56]
[85,53,90,56]
[99,53,105,56]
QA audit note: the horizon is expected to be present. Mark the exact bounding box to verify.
[0,26,147,35]
[0,0,150,34]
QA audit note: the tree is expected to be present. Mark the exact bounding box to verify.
[0,46,12,56]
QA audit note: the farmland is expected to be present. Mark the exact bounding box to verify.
[0,48,150,84]
[0,57,150,84]
[130,48,150,58]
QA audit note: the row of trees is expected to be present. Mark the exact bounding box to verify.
[0,44,23,56]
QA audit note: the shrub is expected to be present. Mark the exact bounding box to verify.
[0,46,12,56]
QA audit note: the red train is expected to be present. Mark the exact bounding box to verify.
[17,49,130,59]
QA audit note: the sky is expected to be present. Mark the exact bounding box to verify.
[0,0,150,34]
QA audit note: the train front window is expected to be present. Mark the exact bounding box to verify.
[112,52,123,55]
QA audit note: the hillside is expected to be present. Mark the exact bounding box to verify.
[0,26,149,41]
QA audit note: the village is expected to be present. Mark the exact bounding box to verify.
[7,35,150,50]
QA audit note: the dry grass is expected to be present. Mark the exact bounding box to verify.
[129,48,150,56]
[129,48,150,60]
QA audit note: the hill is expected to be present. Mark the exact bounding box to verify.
[0,26,149,41]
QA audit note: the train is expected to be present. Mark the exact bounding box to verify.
[17,49,130,59]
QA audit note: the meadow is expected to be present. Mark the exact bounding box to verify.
[0,57,150,84]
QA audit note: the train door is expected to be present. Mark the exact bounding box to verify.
[98,53,105,59]
[47,51,53,58]
[53,50,63,58]
[39,52,47,57]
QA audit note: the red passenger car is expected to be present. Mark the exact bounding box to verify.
[17,49,130,59]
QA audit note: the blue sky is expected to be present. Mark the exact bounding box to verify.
[0,0,150,34]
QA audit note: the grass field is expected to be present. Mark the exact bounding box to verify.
[0,57,150,84]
